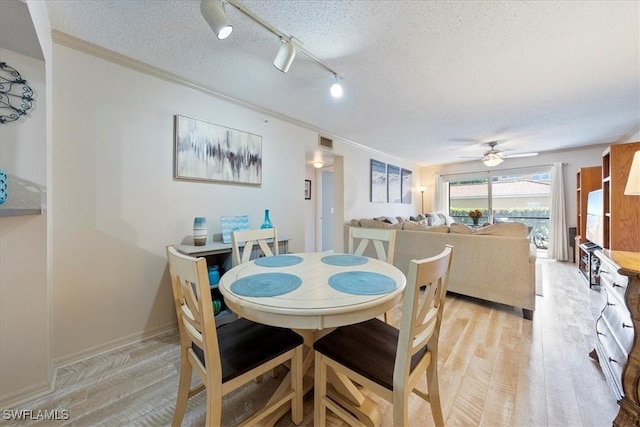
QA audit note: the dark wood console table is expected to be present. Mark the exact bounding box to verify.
[603,250,640,427]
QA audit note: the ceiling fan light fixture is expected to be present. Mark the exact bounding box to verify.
[482,153,504,167]
[201,0,233,40]
[273,38,296,73]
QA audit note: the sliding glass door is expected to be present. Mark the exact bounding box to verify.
[445,168,551,248]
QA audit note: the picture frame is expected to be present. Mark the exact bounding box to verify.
[305,179,312,200]
[401,168,413,204]
[387,164,401,203]
[174,114,262,185]
[370,159,387,203]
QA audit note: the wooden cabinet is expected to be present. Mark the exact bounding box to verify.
[576,166,602,244]
[591,250,633,401]
[602,142,640,251]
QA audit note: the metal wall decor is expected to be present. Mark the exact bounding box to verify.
[0,62,34,124]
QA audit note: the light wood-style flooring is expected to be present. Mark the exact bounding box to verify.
[1,258,618,426]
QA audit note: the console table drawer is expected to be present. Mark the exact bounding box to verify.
[600,260,628,296]
[599,302,634,355]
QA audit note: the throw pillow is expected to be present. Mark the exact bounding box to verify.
[474,222,529,237]
[374,216,398,225]
[450,223,475,234]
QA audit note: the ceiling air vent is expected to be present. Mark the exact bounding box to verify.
[318,135,333,150]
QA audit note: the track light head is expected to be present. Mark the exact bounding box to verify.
[273,39,296,73]
[201,0,233,40]
[330,75,343,98]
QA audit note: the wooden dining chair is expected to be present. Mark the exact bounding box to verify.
[231,227,278,267]
[313,245,453,427]
[348,226,397,322]
[166,245,303,427]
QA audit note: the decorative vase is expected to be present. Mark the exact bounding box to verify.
[260,209,273,229]
[0,170,6,204]
[193,216,208,246]
[472,217,479,226]
[208,265,220,286]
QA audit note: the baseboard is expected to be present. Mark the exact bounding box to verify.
[0,322,177,410]
[0,379,54,411]
[53,322,177,369]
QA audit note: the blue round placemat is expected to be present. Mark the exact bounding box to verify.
[321,254,369,266]
[231,273,302,297]
[254,255,303,267]
[328,271,396,295]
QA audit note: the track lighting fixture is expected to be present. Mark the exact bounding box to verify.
[273,38,296,73]
[203,0,344,97]
[330,75,343,98]
[200,0,233,40]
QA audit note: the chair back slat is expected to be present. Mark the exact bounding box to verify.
[166,245,222,379]
[231,228,279,266]
[394,245,453,385]
[349,226,396,264]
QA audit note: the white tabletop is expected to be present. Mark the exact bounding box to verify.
[219,252,406,330]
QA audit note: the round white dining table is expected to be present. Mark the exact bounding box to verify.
[218,252,407,330]
[218,252,407,427]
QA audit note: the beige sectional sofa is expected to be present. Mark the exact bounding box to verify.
[347,220,537,319]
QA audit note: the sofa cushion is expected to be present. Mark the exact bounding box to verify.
[360,219,403,229]
[424,225,450,233]
[450,223,475,234]
[402,222,449,232]
[474,222,529,237]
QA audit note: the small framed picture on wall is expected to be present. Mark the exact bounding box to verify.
[305,180,312,200]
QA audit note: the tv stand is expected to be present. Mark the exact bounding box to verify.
[578,241,601,287]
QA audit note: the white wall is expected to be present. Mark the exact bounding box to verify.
[50,43,419,364]
[0,47,49,404]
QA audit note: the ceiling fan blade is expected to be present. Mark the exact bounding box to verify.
[502,152,539,158]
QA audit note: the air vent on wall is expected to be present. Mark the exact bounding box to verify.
[319,135,333,150]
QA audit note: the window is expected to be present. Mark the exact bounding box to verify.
[445,167,551,248]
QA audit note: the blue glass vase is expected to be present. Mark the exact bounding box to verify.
[260,209,273,229]
[0,170,6,204]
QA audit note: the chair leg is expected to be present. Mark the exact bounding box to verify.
[314,352,328,426]
[205,383,222,427]
[392,386,410,427]
[426,360,444,427]
[172,350,193,427]
[291,346,303,424]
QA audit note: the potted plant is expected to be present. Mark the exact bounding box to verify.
[468,209,483,226]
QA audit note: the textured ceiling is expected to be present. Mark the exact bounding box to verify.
[42,1,640,165]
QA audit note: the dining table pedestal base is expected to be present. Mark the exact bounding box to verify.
[259,328,384,427]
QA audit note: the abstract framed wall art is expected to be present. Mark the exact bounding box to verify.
[370,159,387,203]
[387,164,401,203]
[174,115,262,185]
[401,168,413,204]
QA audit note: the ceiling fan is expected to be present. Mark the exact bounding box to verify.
[464,141,538,167]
